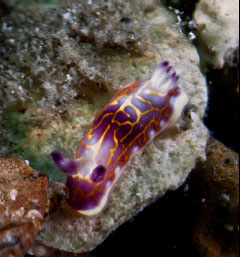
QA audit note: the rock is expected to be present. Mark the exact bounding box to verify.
[0,0,208,253]
[0,158,48,257]
[28,242,92,257]
[46,181,69,218]
[190,139,239,257]
[194,0,239,69]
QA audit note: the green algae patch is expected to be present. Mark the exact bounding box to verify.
[2,98,107,182]
[3,111,65,182]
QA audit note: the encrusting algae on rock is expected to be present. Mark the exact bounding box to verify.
[0,158,48,257]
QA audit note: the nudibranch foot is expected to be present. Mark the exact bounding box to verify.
[51,61,189,216]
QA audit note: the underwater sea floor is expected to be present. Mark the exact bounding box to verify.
[0,0,239,257]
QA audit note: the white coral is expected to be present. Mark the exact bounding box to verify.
[194,0,239,68]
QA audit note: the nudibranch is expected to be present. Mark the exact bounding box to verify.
[51,62,189,216]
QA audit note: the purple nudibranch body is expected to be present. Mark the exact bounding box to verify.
[51,62,189,216]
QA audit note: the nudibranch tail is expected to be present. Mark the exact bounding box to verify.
[52,61,189,217]
[51,152,80,175]
[167,87,188,127]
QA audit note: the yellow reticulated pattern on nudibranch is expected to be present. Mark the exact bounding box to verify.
[51,61,189,216]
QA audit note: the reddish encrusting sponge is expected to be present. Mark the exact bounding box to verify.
[51,62,189,216]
